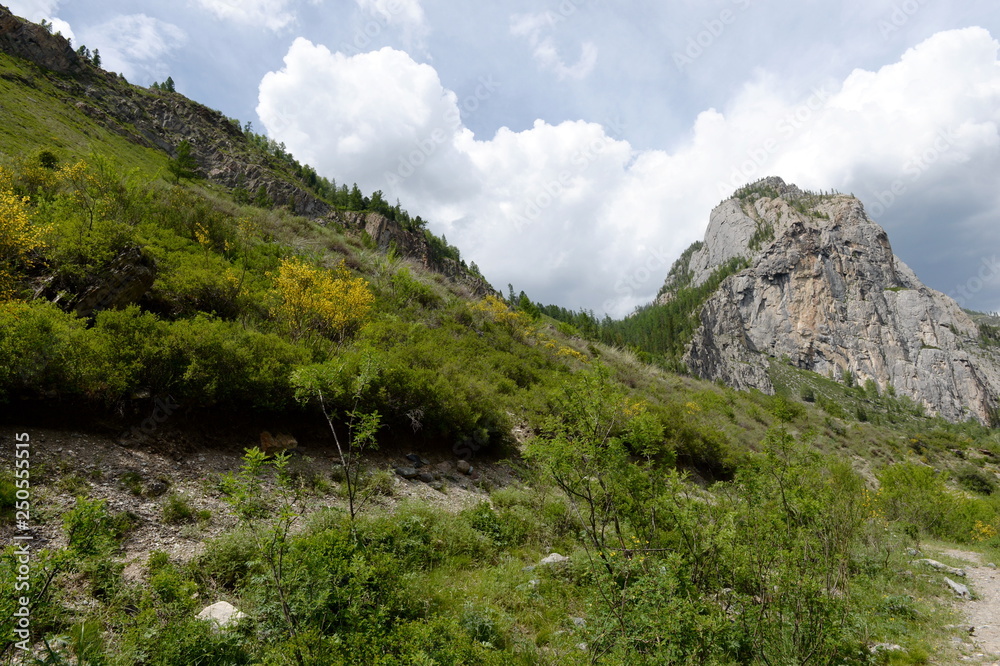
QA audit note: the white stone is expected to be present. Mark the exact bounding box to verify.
[540,552,569,565]
[196,601,245,629]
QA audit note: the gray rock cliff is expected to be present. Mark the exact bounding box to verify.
[667,177,1000,424]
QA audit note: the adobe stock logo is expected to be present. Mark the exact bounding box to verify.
[673,0,754,71]
[950,256,1000,307]
[865,126,957,218]
[120,395,180,442]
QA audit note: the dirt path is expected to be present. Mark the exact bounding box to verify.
[933,547,1000,663]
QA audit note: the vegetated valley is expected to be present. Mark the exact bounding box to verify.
[2,7,1000,665]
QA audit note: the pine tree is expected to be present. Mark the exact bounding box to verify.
[167,140,198,183]
[347,184,364,211]
[164,76,176,92]
[92,49,101,68]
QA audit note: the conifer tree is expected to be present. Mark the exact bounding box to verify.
[167,140,198,183]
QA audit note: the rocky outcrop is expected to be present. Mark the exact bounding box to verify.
[0,5,84,76]
[70,247,156,318]
[669,177,1000,423]
[333,210,494,297]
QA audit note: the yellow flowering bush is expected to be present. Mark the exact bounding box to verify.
[0,170,47,300]
[271,257,374,341]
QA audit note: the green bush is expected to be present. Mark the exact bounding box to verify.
[198,529,257,590]
[878,462,996,541]
[0,472,16,523]
[0,301,89,401]
[955,465,997,496]
[162,493,195,524]
[63,497,133,556]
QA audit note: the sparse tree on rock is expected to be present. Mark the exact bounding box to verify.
[167,140,198,184]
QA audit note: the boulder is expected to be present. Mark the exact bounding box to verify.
[71,246,156,318]
[196,601,245,629]
[539,552,569,566]
[916,558,966,577]
[944,577,971,599]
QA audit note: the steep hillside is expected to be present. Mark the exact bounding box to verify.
[0,4,488,295]
[662,177,1000,424]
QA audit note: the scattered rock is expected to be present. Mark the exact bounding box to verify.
[394,467,419,480]
[428,481,445,492]
[144,480,169,497]
[917,558,967,577]
[417,472,436,483]
[457,460,472,475]
[540,552,569,566]
[196,601,245,629]
[945,576,971,598]
[869,643,903,654]
[570,617,586,628]
[405,454,429,468]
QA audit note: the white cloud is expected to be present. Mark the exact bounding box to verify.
[49,17,74,42]
[195,0,298,32]
[510,11,598,81]
[81,15,187,83]
[259,28,1000,316]
[4,0,59,21]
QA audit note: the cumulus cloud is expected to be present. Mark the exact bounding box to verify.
[195,0,298,32]
[82,15,186,82]
[510,11,598,81]
[259,28,1000,316]
[4,0,59,21]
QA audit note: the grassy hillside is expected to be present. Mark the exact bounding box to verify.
[1,20,1000,663]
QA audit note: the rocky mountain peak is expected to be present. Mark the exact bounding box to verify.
[666,177,1000,424]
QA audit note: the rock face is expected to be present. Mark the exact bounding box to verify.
[666,177,1000,424]
[71,247,156,318]
[0,5,84,76]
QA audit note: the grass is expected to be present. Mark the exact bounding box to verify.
[0,55,169,176]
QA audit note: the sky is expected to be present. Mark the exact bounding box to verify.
[6,0,1000,318]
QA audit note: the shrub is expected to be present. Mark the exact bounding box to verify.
[162,493,195,524]
[271,256,375,342]
[955,465,997,496]
[63,497,134,556]
[878,462,996,541]
[0,472,16,523]
[198,529,257,590]
[0,301,89,400]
